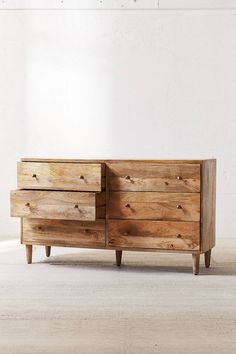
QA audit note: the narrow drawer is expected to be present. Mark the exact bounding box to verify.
[11,190,105,221]
[109,192,200,221]
[22,218,105,248]
[108,220,200,251]
[108,162,200,192]
[17,162,105,192]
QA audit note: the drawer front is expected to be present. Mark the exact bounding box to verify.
[17,162,104,191]
[10,190,104,221]
[108,220,200,250]
[108,162,200,192]
[109,192,200,221]
[22,218,105,248]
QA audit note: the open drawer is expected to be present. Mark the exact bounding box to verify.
[10,190,105,221]
[17,162,105,192]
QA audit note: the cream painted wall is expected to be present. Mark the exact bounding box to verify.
[0,4,236,238]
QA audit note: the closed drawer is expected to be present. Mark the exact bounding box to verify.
[108,162,200,192]
[17,162,105,192]
[109,192,200,221]
[11,190,105,221]
[22,218,105,248]
[108,220,200,251]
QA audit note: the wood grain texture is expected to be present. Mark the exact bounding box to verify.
[11,190,105,221]
[108,162,200,192]
[108,220,200,250]
[109,192,200,221]
[22,218,105,248]
[21,158,203,164]
[200,159,216,252]
[17,162,104,192]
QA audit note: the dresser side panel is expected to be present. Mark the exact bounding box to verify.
[200,159,216,252]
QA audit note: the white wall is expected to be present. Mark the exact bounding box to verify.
[0,12,28,237]
[1,4,236,238]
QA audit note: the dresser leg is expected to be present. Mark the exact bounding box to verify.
[204,249,211,268]
[116,251,122,266]
[192,253,200,275]
[26,245,32,264]
[45,246,51,257]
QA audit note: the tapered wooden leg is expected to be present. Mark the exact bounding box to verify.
[192,253,200,275]
[116,250,122,266]
[26,245,32,264]
[204,249,211,268]
[45,246,51,257]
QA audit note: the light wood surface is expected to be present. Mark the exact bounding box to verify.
[192,253,200,275]
[17,162,103,192]
[11,190,104,221]
[200,159,216,252]
[108,220,200,250]
[22,218,106,248]
[11,158,216,274]
[25,245,32,264]
[108,162,200,192]
[109,192,200,221]
[21,158,204,164]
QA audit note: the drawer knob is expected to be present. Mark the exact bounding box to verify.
[74,204,79,209]
[176,176,182,180]
[177,204,182,209]
[79,175,84,180]
[177,234,182,238]
[125,203,131,208]
[25,202,30,207]
[32,174,37,178]
[125,175,131,180]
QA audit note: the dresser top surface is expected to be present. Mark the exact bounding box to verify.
[20,158,215,164]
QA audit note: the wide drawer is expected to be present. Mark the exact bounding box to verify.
[108,220,200,250]
[11,190,105,221]
[17,162,105,191]
[108,162,200,192]
[22,218,105,248]
[109,192,200,221]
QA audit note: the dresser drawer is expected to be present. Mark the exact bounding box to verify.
[17,162,105,192]
[108,220,200,250]
[22,218,105,248]
[108,162,200,192]
[109,192,200,221]
[11,190,105,221]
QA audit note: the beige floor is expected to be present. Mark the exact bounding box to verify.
[0,239,236,354]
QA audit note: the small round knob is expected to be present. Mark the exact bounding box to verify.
[176,176,182,180]
[177,204,182,209]
[125,203,131,208]
[125,175,131,180]
[177,234,182,238]
[74,204,79,208]
[79,175,84,180]
[165,181,169,186]
[32,174,37,178]
[25,202,30,207]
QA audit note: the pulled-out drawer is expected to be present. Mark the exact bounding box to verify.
[109,192,200,221]
[22,218,105,248]
[17,162,105,192]
[108,220,200,251]
[108,162,200,192]
[11,190,105,221]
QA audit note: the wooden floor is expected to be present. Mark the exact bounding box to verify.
[0,238,236,354]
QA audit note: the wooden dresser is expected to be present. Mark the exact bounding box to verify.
[10,159,216,275]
